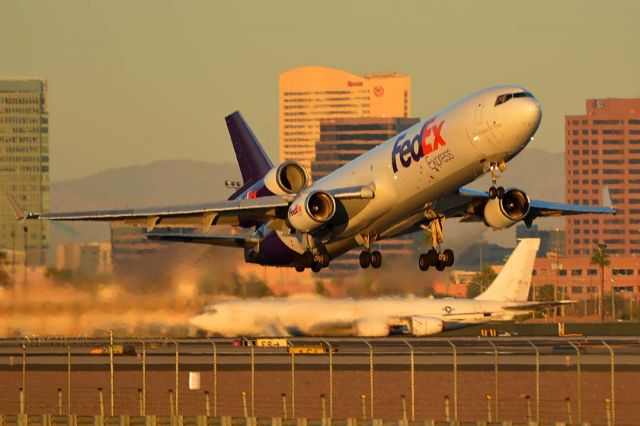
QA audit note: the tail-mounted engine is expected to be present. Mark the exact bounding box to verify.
[287,190,336,233]
[483,188,530,230]
[264,161,309,195]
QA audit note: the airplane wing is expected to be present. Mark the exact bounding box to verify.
[436,186,615,224]
[503,300,576,312]
[147,233,261,248]
[5,192,289,231]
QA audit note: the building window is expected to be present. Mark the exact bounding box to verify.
[587,269,597,276]
[559,269,567,276]
[571,286,583,294]
[571,269,582,276]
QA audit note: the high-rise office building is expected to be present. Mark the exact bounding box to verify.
[279,66,410,177]
[0,78,50,265]
[565,98,640,256]
[312,117,420,271]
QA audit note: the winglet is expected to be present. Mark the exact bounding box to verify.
[602,186,615,212]
[4,193,27,220]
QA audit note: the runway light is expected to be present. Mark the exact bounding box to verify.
[473,135,479,142]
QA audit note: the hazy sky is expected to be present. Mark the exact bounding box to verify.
[4,1,640,181]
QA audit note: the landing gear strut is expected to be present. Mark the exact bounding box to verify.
[418,214,455,271]
[488,161,507,199]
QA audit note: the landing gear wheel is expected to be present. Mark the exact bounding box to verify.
[496,186,505,199]
[443,249,455,267]
[370,251,382,269]
[311,262,322,273]
[426,248,439,266]
[318,253,330,268]
[302,251,314,267]
[489,186,498,199]
[294,256,305,273]
[435,260,446,271]
[418,253,430,271]
[359,251,371,269]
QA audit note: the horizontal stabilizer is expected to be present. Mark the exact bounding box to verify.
[147,233,260,248]
[503,300,576,312]
[4,193,32,220]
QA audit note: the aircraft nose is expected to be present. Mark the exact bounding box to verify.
[519,96,542,129]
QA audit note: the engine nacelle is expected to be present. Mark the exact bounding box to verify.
[263,161,309,195]
[483,188,530,230]
[355,318,390,337]
[287,190,336,233]
[408,316,444,336]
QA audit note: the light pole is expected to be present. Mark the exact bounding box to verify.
[597,243,607,323]
[610,278,616,321]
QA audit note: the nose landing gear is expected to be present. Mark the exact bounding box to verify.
[488,160,507,199]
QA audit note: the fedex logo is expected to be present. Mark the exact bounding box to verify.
[288,204,302,216]
[391,117,447,173]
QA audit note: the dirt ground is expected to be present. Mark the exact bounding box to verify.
[0,365,637,425]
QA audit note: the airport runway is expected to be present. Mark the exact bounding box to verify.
[0,337,638,424]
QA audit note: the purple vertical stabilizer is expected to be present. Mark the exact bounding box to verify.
[225,111,273,200]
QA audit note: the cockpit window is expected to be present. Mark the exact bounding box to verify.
[495,91,534,106]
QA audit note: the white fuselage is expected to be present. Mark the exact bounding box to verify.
[189,297,528,337]
[277,85,542,256]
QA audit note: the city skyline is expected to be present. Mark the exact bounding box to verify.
[3,1,640,181]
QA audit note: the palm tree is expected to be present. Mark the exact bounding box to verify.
[590,244,610,323]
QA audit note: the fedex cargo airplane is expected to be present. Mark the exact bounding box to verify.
[7,86,614,272]
[190,239,564,337]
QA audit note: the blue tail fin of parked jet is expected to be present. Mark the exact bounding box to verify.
[225,111,274,200]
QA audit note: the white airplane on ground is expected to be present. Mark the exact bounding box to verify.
[190,238,566,337]
[6,86,614,272]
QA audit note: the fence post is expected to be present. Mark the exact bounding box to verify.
[241,391,248,419]
[602,341,615,426]
[57,388,62,416]
[281,394,288,420]
[251,345,255,418]
[169,390,175,418]
[486,394,492,423]
[140,340,146,416]
[360,394,366,421]
[566,342,581,424]
[525,395,531,425]
[99,388,104,418]
[444,395,450,422]
[362,340,374,419]
[67,345,72,416]
[19,388,24,415]
[205,391,210,417]
[321,394,326,422]
[605,398,612,426]
[446,341,458,421]
[527,340,540,424]
[321,339,333,419]
[21,342,26,412]
[487,340,499,420]
[401,395,407,424]
[210,340,218,417]
[402,340,415,422]
[138,389,143,416]
[291,350,296,418]
[565,397,573,424]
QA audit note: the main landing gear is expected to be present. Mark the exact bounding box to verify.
[359,249,382,269]
[418,248,454,271]
[418,213,455,271]
[294,250,330,273]
[488,160,507,199]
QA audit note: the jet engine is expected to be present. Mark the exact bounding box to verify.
[263,161,309,194]
[355,318,390,337]
[407,316,444,336]
[287,190,336,233]
[483,188,530,230]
